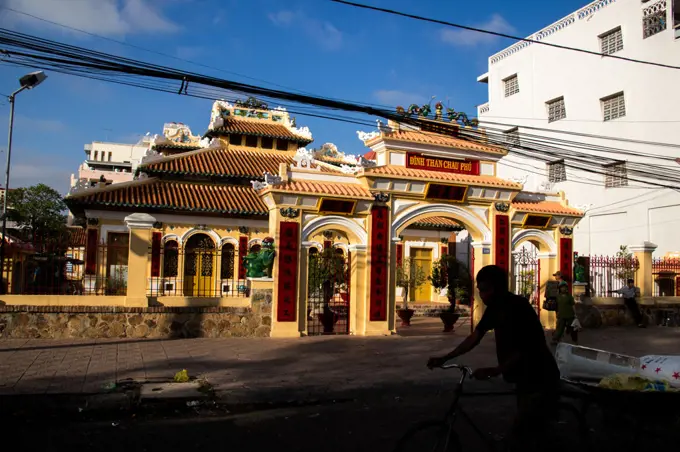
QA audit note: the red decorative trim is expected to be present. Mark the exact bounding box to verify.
[560,238,573,291]
[151,232,162,277]
[85,229,98,275]
[238,236,248,279]
[370,206,389,321]
[277,222,299,322]
[494,215,510,274]
[441,245,448,256]
[396,243,403,268]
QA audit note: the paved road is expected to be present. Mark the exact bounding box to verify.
[2,320,680,451]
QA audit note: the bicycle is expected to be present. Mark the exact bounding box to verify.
[394,363,592,452]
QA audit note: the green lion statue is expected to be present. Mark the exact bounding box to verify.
[243,237,276,278]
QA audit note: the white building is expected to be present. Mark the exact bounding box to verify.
[476,0,680,257]
[69,139,151,190]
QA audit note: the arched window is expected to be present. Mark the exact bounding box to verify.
[335,247,345,256]
[250,244,261,253]
[221,243,235,279]
[163,240,178,277]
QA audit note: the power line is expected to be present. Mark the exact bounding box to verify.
[3,28,680,190]
[330,0,680,71]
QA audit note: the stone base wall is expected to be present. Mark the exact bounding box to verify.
[395,303,471,317]
[0,300,272,339]
[576,299,680,328]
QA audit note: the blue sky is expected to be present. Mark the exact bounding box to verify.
[0,0,589,193]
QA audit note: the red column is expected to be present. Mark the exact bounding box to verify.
[277,222,299,322]
[238,235,248,279]
[85,229,98,275]
[396,243,403,268]
[151,232,162,277]
[560,238,573,292]
[494,215,510,275]
[369,206,389,321]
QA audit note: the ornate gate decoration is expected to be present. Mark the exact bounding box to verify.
[307,247,350,335]
[512,247,540,308]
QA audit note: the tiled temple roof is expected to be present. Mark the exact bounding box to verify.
[411,216,463,230]
[361,165,522,189]
[206,116,313,144]
[66,178,267,216]
[262,180,373,199]
[139,147,333,179]
[512,200,584,217]
[365,130,506,155]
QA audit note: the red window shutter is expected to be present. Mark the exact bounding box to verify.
[396,243,403,268]
[151,232,162,277]
[238,236,248,279]
[85,229,98,275]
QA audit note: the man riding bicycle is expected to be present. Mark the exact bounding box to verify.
[428,265,560,451]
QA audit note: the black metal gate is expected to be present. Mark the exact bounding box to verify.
[512,247,540,309]
[307,247,350,335]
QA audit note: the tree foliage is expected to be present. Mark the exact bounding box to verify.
[396,257,427,310]
[6,184,67,249]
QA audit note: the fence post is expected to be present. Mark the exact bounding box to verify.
[629,242,657,298]
[124,213,156,307]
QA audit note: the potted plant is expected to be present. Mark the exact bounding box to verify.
[395,257,427,326]
[310,248,348,333]
[430,256,472,332]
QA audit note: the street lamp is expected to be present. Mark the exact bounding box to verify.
[0,71,47,294]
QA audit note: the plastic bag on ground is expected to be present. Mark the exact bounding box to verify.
[639,355,680,388]
[555,343,640,382]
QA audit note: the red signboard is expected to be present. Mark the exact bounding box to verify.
[370,206,389,321]
[494,215,510,275]
[277,222,299,322]
[406,152,480,175]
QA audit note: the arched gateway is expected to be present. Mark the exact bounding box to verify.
[66,100,584,338]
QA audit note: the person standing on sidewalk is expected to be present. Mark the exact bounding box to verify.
[552,284,578,345]
[609,279,645,328]
[553,271,568,288]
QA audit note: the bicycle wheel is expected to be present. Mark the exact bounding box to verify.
[394,420,462,452]
[554,402,593,452]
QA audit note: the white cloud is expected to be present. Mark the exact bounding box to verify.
[373,90,426,108]
[268,10,343,51]
[1,0,180,37]
[440,14,515,47]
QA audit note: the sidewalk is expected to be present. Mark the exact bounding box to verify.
[1,318,679,401]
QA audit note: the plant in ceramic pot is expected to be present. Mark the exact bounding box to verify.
[395,257,427,327]
[430,256,472,332]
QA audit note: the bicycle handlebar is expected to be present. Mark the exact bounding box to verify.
[439,363,474,375]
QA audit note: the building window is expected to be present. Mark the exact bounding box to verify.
[108,152,112,162]
[245,135,258,148]
[599,27,623,55]
[548,160,567,183]
[93,151,98,160]
[276,139,289,151]
[643,0,667,38]
[504,127,520,146]
[605,162,628,188]
[229,134,243,146]
[674,0,680,37]
[504,75,519,97]
[261,137,274,149]
[602,92,626,121]
[547,97,566,122]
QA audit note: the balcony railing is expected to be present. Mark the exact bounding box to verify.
[477,102,490,115]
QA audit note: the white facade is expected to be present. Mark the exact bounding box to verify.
[69,138,151,189]
[477,0,680,256]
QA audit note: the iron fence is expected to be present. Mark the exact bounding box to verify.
[587,255,639,297]
[146,243,249,298]
[652,257,680,297]
[512,248,540,308]
[1,241,128,296]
